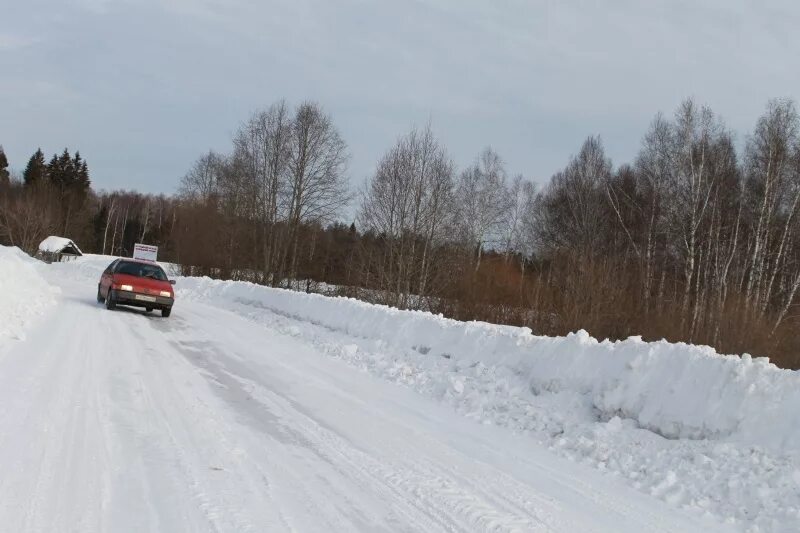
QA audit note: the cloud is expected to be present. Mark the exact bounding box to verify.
[0,33,38,51]
[3,0,800,193]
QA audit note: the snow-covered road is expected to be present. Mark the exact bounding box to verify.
[0,254,738,532]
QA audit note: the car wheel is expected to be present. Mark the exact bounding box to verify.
[105,290,116,310]
[161,307,171,318]
[145,307,153,313]
[97,284,105,303]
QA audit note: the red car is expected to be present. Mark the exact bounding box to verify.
[97,258,176,317]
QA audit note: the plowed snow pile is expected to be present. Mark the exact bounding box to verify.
[179,276,800,532]
[0,246,57,341]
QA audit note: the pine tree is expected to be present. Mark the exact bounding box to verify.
[79,160,90,189]
[0,146,9,186]
[72,151,90,191]
[47,148,73,191]
[42,148,93,236]
[23,148,47,187]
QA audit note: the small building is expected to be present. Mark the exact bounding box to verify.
[37,236,83,263]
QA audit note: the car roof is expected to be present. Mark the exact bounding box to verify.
[115,257,163,267]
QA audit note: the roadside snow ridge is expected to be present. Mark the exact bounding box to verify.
[178,276,800,454]
[0,246,58,342]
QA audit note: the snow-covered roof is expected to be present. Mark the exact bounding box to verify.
[38,236,83,255]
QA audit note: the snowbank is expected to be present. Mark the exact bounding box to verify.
[0,246,58,341]
[178,276,800,454]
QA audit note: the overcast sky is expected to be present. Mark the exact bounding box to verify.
[2,0,799,207]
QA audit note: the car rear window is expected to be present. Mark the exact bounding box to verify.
[115,261,168,281]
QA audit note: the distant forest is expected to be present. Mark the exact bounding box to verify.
[2,97,800,368]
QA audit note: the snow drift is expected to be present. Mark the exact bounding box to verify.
[0,246,58,341]
[179,276,800,454]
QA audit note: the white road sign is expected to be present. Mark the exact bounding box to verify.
[133,243,158,262]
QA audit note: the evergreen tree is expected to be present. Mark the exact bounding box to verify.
[23,148,47,187]
[47,148,73,191]
[0,146,9,186]
[42,148,93,236]
[73,151,90,191]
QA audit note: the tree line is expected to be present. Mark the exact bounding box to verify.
[0,146,178,259]
[1,97,799,368]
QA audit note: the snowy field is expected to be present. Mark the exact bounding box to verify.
[0,246,797,532]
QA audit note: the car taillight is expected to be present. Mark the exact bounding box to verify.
[160,291,171,297]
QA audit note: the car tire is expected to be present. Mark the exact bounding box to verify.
[145,307,153,313]
[97,284,105,304]
[105,290,116,310]
[161,307,171,318]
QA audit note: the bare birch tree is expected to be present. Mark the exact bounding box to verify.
[359,126,455,306]
[743,98,800,324]
[283,102,349,281]
[454,148,511,272]
[179,150,224,204]
[232,102,292,281]
[533,136,611,255]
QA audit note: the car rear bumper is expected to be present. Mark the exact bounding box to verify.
[110,289,174,309]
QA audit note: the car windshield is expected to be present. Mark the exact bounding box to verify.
[116,261,168,281]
